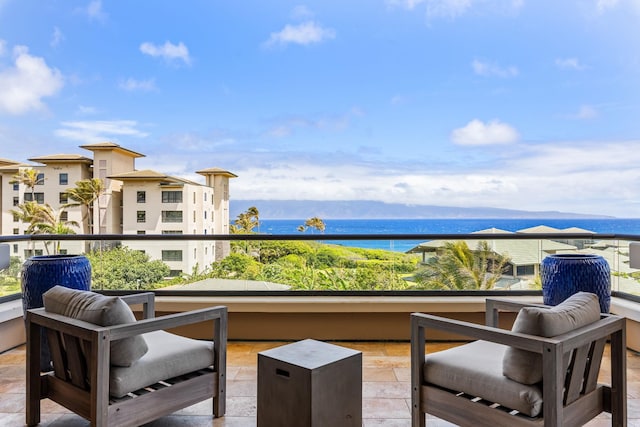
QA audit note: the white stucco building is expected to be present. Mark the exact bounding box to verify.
[0,142,236,276]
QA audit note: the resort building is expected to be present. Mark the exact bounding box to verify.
[0,142,236,276]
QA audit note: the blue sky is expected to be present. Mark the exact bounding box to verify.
[0,0,639,217]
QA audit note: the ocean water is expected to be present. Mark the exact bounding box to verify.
[258,218,640,252]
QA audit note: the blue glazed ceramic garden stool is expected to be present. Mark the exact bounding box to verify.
[540,254,610,313]
[21,255,92,370]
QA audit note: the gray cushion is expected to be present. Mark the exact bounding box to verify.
[109,330,215,398]
[42,285,148,367]
[425,340,543,417]
[503,292,601,384]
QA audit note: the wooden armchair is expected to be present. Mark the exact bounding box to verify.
[411,292,626,427]
[26,286,227,427]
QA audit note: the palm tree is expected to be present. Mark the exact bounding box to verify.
[298,217,326,233]
[230,206,260,234]
[64,178,105,234]
[10,167,44,200]
[414,240,510,290]
[29,205,79,254]
[10,201,45,233]
[10,202,78,254]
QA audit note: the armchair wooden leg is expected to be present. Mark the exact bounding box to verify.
[411,316,426,427]
[610,328,627,427]
[26,319,41,426]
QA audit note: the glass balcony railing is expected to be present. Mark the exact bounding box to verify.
[1,232,640,299]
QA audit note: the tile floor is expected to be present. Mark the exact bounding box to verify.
[1,341,639,426]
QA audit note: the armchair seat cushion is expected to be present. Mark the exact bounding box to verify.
[424,340,543,417]
[109,330,215,398]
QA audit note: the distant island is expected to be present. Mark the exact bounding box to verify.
[230,200,614,220]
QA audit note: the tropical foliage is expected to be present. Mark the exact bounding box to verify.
[230,206,260,234]
[10,202,78,254]
[0,257,22,296]
[209,240,417,290]
[86,247,170,290]
[413,241,510,290]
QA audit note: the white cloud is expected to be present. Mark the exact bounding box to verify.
[227,141,639,217]
[451,119,519,145]
[51,27,64,48]
[0,45,64,115]
[265,21,336,47]
[0,39,6,56]
[595,0,640,14]
[85,0,107,21]
[391,95,409,106]
[291,5,314,19]
[386,0,523,19]
[76,105,99,116]
[140,41,191,65]
[597,0,620,13]
[566,105,598,120]
[386,0,428,10]
[118,77,157,92]
[55,120,149,142]
[426,0,473,19]
[555,57,585,70]
[265,110,359,138]
[472,59,518,78]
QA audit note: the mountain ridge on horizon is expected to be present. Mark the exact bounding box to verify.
[230,200,613,220]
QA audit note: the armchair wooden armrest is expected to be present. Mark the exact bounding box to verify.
[118,292,155,319]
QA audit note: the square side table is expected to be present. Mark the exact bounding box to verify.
[257,339,362,427]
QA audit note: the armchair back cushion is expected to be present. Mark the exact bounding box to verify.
[502,292,601,384]
[43,285,148,366]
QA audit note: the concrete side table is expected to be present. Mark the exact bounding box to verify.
[257,339,362,427]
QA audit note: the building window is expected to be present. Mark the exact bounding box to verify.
[59,193,68,204]
[24,193,45,204]
[13,196,18,206]
[137,211,146,223]
[162,250,183,262]
[137,191,146,203]
[516,265,535,276]
[13,244,18,254]
[168,270,182,277]
[36,173,44,185]
[204,193,207,202]
[162,191,183,203]
[13,228,19,235]
[13,213,19,222]
[161,211,183,223]
[99,160,107,167]
[12,183,18,191]
[162,230,183,234]
[137,230,146,235]
[59,249,68,255]
[59,173,68,185]
[60,211,68,221]
[204,211,207,219]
